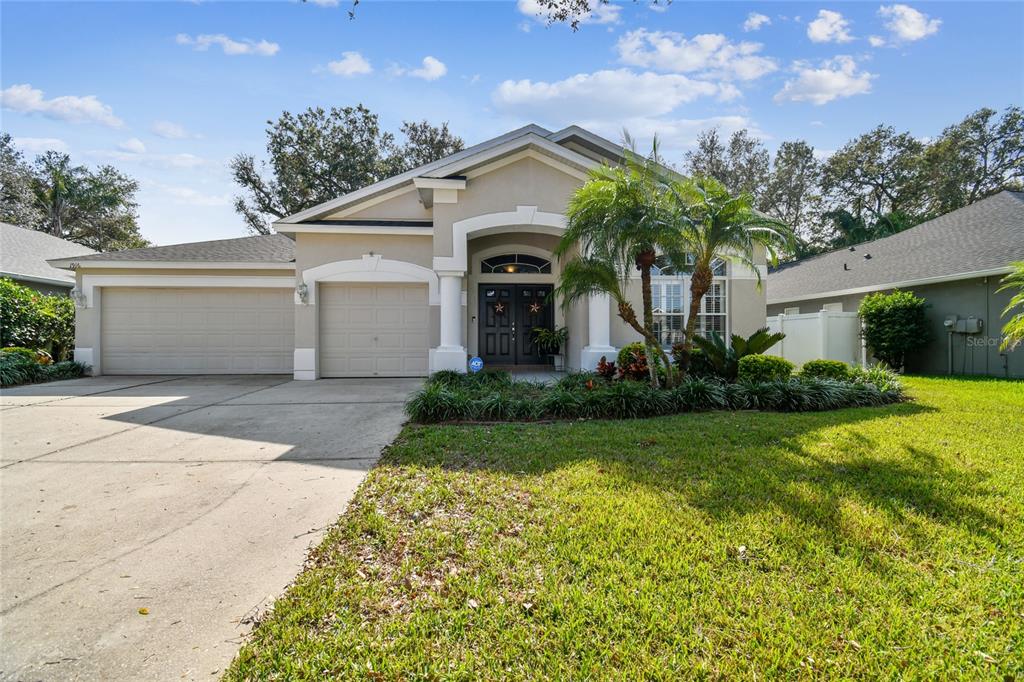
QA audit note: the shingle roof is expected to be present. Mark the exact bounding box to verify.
[60,233,295,264]
[1,223,96,286]
[767,191,1024,303]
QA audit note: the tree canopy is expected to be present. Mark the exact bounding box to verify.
[0,134,148,252]
[231,105,464,234]
[682,106,1023,259]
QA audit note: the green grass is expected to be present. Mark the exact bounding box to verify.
[227,377,1024,680]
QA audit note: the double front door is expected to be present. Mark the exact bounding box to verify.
[478,284,554,365]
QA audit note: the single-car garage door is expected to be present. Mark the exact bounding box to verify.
[102,288,294,374]
[319,283,429,377]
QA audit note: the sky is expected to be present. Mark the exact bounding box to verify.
[2,0,1021,246]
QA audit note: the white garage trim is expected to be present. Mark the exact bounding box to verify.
[433,205,566,274]
[301,254,439,305]
[78,275,294,308]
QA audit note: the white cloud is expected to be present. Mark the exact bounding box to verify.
[648,2,669,13]
[807,9,854,43]
[327,51,372,77]
[616,29,777,81]
[175,33,279,56]
[878,4,941,42]
[517,0,621,26]
[118,138,147,154]
[493,69,736,122]
[153,183,231,206]
[94,149,209,169]
[0,83,123,127]
[392,56,447,81]
[810,120,825,127]
[306,0,339,5]
[151,120,198,139]
[774,56,875,105]
[743,12,771,32]
[13,137,69,154]
[868,35,887,47]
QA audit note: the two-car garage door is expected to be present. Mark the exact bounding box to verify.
[102,288,294,374]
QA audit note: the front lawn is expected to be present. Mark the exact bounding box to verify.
[228,376,1023,679]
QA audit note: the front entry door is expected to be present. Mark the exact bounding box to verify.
[479,284,554,365]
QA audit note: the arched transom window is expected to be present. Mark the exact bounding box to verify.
[480,253,552,274]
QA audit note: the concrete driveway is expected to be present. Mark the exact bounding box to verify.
[0,374,419,681]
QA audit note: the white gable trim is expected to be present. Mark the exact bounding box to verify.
[301,254,439,304]
[464,148,591,182]
[433,205,566,273]
[50,259,295,271]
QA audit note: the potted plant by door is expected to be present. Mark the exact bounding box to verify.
[532,326,569,372]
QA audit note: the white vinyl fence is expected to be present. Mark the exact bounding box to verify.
[766,311,865,368]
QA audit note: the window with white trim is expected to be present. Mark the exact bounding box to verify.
[650,255,728,347]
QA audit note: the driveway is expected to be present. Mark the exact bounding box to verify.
[0,375,419,681]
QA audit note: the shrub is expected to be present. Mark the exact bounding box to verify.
[617,342,650,381]
[689,328,786,381]
[800,359,851,381]
[858,289,931,371]
[850,364,904,397]
[737,354,794,383]
[0,278,76,360]
[0,353,86,388]
[595,356,617,380]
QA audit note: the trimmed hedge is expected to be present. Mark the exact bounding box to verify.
[737,354,794,383]
[406,368,905,423]
[800,359,852,381]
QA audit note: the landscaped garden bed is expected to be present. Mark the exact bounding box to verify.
[406,364,905,423]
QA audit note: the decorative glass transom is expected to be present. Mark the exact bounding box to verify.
[480,253,552,274]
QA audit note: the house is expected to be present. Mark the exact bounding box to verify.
[49,124,768,379]
[1,222,96,295]
[767,191,1024,378]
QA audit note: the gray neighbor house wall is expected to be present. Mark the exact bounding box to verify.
[767,276,1021,378]
[766,191,1024,380]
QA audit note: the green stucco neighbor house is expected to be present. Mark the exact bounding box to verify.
[767,191,1024,378]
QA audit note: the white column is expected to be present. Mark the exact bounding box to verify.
[430,271,467,372]
[579,292,617,370]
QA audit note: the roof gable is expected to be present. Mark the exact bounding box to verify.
[274,124,624,227]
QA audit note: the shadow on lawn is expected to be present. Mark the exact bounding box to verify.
[396,400,1003,565]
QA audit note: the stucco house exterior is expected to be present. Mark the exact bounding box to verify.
[767,191,1024,378]
[1,222,96,295]
[50,124,768,379]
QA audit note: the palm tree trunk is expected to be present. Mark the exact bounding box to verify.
[616,300,673,382]
[635,250,664,386]
[678,261,713,377]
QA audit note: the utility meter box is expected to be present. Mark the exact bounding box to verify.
[955,317,983,334]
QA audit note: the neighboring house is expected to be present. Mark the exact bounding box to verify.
[50,124,768,379]
[1,222,96,295]
[767,191,1024,378]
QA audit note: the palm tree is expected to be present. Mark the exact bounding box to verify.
[554,140,685,385]
[669,176,793,374]
[998,261,1024,351]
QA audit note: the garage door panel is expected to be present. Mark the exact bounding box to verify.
[320,283,429,378]
[101,288,294,374]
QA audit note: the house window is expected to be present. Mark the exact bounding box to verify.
[650,255,728,347]
[480,253,551,274]
[821,302,843,312]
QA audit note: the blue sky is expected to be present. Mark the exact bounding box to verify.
[2,1,1021,245]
